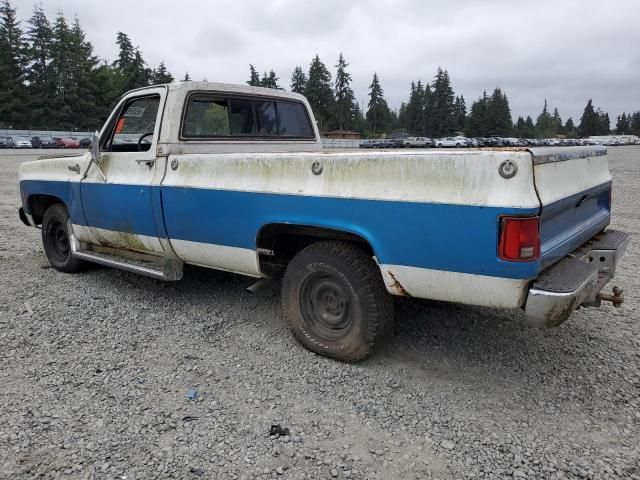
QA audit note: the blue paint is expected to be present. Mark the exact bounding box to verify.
[22,179,609,281]
[539,183,611,268]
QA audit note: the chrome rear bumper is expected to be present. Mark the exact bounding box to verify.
[525,229,630,328]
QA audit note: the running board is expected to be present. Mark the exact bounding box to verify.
[69,231,183,281]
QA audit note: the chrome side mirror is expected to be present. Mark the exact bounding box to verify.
[90,131,101,165]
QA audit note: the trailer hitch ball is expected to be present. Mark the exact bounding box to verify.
[598,286,624,307]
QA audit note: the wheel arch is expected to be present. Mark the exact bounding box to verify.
[26,194,67,225]
[255,222,381,275]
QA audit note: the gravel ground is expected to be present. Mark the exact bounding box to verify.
[1,148,639,480]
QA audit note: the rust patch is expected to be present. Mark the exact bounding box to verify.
[387,271,411,297]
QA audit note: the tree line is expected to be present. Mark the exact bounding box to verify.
[1,0,636,138]
[0,1,178,130]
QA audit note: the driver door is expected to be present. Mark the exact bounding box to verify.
[79,87,166,255]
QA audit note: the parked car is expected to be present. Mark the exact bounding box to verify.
[54,137,81,148]
[435,137,465,148]
[374,138,395,148]
[17,81,629,363]
[404,137,433,148]
[359,139,377,149]
[31,136,58,148]
[0,136,10,148]
[13,136,33,149]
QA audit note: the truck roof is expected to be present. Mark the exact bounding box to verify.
[128,81,307,103]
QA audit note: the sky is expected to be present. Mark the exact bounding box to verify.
[11,0,640,124]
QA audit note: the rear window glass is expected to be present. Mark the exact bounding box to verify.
[183,97,230,137]
[277,102,313,137]
[182,94,314,139]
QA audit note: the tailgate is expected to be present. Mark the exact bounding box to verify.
[530,146,612,269]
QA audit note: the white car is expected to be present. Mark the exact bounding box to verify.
[435,137,465,148]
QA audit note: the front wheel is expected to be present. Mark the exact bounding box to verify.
[41,204,86,273]
[281,241,393,362]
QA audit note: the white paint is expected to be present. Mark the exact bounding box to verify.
[162,150,541,209]
[19,153,90,182]
[379,264,529,309]
[170,239,261,277]
[533,155,611,205]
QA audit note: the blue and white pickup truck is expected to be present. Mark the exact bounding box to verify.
[18,82,629,362]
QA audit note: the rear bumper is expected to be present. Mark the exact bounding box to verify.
[525,229,630,327]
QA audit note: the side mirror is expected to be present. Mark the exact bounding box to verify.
[90,131,100,165]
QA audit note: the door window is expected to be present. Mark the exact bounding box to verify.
[106,95,160,152]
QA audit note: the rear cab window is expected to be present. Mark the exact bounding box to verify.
[181,93,315,140]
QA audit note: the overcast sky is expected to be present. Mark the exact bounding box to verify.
[12,0,640,123]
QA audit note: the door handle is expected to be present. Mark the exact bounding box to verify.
[136,158,156,167]
[68,164,80,174]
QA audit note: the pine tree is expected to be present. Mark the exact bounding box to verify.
[260,70,280,89]
[465,91,489,137]
[304,55,334,132]
[552,107,563,134]
[290,66,307,94]
[453,95,466,133]
[564,117,576,135]
[486,88,512,135]
[0,0,28,127]
[152,61,173,84]
[578,99,598,137]
[247,64,260,86]
[366,72,390,135]
[67,15,100,130]
[182,71,191,82]
[25,4,54,127]
[114,31,134,72]
[430,68,456,137]
[334,53,356,131]
[535,100,555,137]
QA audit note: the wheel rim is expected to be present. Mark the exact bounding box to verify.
[300,272,353,342]
[48,219,70,261]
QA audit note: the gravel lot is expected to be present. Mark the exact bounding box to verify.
[1,148,639,480]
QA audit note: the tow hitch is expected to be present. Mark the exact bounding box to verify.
[597,286,624,307]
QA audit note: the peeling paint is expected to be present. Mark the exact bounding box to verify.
[387,271,411,297]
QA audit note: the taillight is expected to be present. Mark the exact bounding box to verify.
[498,216,540,261]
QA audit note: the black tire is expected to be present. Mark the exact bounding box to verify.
[41,203,85,273]
[281,241,393,362]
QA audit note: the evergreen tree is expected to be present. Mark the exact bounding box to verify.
[290,66,307,94]
[304,55,334,132]
[0,0,28,127]
[564,117,576,136]
[182,71,191,82]
[535,100,555,137]
[334,53,356,131]
[453,95,466,132]
[67,16,100,130]
[366,72,390,135]
[486,88,512,135]
[25,4,54,127]
[114,31,134,72]
[247,64,260,86]
[578,99,599,137]
[260,70,280,89]
[430,68,456,137]
[152,61,173,84]
[465,91,489,137]
[552,107,563,134]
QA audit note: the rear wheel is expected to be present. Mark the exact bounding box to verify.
[281,241,393,362]
[41,204,86,273]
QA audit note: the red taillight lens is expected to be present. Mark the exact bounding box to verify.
[498,216,540,261]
